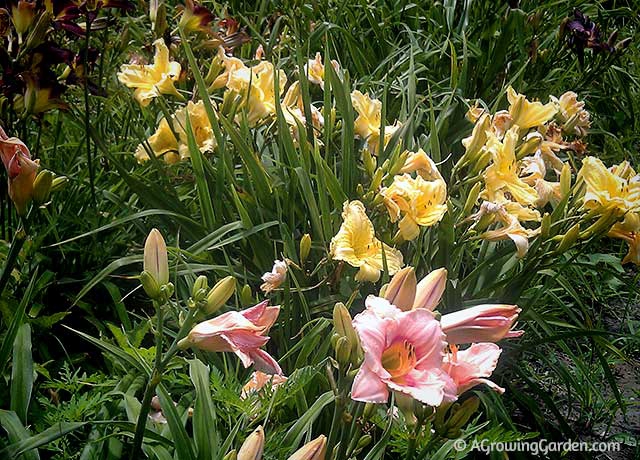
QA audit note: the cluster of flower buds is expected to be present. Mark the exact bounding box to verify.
[224,426,326,460]
[189,274,236,314]
[331,302,361,369]
[433,397,480,438]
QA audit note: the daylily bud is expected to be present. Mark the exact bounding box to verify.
[462,182,482,215]
[299,233,311,263]
[363,148,376,176]
[224,451,238,460]
[144,229,169,287]
[387,150,409,178]
[192,275,209,302]
[32,169,53,204]
[140,270,161,300]
[240,284,253,306]
[237,425,264,460]
[516,132,542,160]
[50,175,68,192]
[556,223,580,253]
[446,397,480,434]
[153,2,167,37]
[204,276,236,314]
[369,168,383,192]
[441,304,523,344]
[149,0,159,25]
[540,213,551,239]
[335,336,351,367]
[363,403,375,420]
[11,0,35,40]
[332,303,358,349]
[383,267,416,311]
[560,163,571,197]
[288,435,327,460]
[355,434,372,452]
[413,268,447,311]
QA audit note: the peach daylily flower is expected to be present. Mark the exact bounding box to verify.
[260,260,288,293]
[241,371,288,399]
[118,39,182,107]
[440,304,523,345]
[180,301,282,374]
[350,296,452,405]
[442,343,504,401]
[330,200,404,282]
[0,126,39,215]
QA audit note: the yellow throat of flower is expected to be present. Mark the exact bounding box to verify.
[381,340,416,378]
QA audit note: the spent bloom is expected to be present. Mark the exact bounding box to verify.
[118,39,182,107]
[241,371,288,399]
[180,301,282,374]
[351,296,451,406]
[380,174,448,241]
[330,200,404,282]
[260,259,288,293]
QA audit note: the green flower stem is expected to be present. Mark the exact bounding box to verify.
[0,212,31,297]
[129,299,165,460]
[404,419,424,460]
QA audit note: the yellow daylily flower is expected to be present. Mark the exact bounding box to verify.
[135,100,216,164]
[472,201,539,258]
[209,47,247,91]
[380,174,448,241]
[118,39,182,107]
[399,148,443,181]
[226,61,287,126]
[551,91,590,136]
[507,86,557,130]
[304,52,339,89]
[135,117,179,164]
[330,200,404,282]
[608,213,640,265]
[578,156,640,215]
[351,90,401,155]
[482,127,538,206]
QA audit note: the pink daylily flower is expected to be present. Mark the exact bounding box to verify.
[350,296,452,406]
[1,125,39,215]
[443,343,505,401]
[181,301,282,374]
[440,304,523,345]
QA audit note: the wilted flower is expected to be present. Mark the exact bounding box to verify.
[506,86,557,130]
[351,90,401,155]
[608,212,640,265]
[180,301,282,374]
[350,296,451,405]
[260,260,287,293]
[440,304,523,345]
[380,174,448,241]
[330,200,403,282]
[117,39,182,107]
[241,371,287,399]
[551,91,590,136]
[442,343,504,400]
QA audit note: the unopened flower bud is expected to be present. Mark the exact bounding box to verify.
[363,148,376,176]
[32,169,53,204]
[240,284,253,306]
[463,182,482,215]
[383,266,416,311]
[192,275,208,301]
[560,163,571,197]
[540,213,551,239]
[299,233,311,263]
[204,276,236,314]
[369,168,383,192]
[140,270,161,300]
[287,435,327,460]
[223,451,238,460]
[413,268,447,311]
[332,303,358,350]
[335,336,351,366]
[355,434,372,451]
[50,175,68,192]
[143,229,169,289]
[446,397,480,433]
[237,425,264,460]
[555,223,580,254]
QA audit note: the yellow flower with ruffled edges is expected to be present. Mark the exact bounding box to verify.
[330,200,403,282]
[507,86,557,130]
[608,213,640,265]
[578,156,640,216]
[351,90,401,155]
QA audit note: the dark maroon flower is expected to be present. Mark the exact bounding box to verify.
[562,10,629,65]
